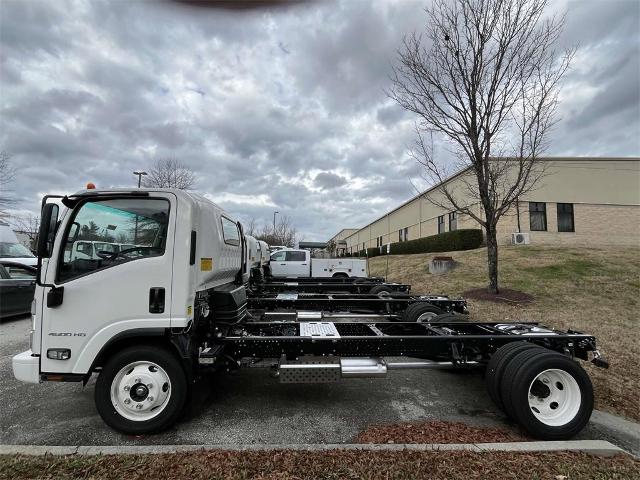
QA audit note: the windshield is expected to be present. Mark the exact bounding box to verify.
[0,242,35,258]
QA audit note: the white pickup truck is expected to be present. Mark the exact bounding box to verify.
[268,248,367,278]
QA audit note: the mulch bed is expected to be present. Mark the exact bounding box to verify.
[464,288,534,305]
[2,451,638,480]
[353,420,527,444]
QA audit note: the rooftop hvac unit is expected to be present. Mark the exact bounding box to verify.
[512,232,530,245]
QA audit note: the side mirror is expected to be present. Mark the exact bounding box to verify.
[36,203,59,258]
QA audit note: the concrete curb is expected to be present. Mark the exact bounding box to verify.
[0,440,629,457]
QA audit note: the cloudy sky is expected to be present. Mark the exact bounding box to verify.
[1,0,638,241]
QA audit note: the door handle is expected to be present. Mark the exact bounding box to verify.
[301,263,307,266]
[280,263,286,265]
[149,287,165,314]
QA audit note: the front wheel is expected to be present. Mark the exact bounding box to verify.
[95,346,188,435]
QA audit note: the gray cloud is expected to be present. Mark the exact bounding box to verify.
[314,171,348,189]
[1,0,638,241]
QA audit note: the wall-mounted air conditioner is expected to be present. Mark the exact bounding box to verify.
[511,232,530,245]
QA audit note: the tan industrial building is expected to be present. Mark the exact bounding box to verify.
[331,158,640,254]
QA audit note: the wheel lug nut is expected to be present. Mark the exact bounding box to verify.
[148,396,154,402]
[542,378,549,384]
[124,399,131,404]
[124,385,130,391]
[147,384,152,389]
[136,404,143,409]
[135,378,141,383]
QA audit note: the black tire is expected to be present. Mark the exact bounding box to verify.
[402,302,444,322]
[486,342,542,413]
[95,345,188,435]
[370,285,393,296]
[500,349,593,439]
[332,273,349,279]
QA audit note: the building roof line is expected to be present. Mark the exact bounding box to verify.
[342,156,640,240]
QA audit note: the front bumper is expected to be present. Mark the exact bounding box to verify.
[13,350,41,384]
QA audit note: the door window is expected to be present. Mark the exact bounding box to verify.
[58,198,170,282]
[271,251,286,262]
[221,217,240,246]
[286,251,306,262]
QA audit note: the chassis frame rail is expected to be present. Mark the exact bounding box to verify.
[219,321,599,364]
[251,279,411,294]
[246,292,468,315]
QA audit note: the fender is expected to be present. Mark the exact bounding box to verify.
[86,327,195,382]
[70,318,173,374]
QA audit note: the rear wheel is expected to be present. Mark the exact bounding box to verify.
[95,346,188,435]
[370,285,393,296]
[402,302,444,322]
[499,349,593,439]
[332,273,349,279]
[486,342,542,413]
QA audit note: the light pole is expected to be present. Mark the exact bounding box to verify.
[133,171,148,188]
[273,211,279,239]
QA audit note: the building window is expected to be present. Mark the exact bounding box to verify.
[403,227,408,241]
[557,203,574,232]
[398,228,409,242]
[437,215,445,234]
[529,202,547,231]
[449,212,457,231]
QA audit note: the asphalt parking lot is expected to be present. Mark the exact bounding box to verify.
[1,316,637,454]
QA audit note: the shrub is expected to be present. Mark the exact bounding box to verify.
[367,247,381,258]
[388,229,483,255]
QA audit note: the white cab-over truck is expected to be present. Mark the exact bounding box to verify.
[269,248,367,278]
[13,187,608,439]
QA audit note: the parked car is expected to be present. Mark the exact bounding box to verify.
[0,222,37,267]
[0,261,36,319]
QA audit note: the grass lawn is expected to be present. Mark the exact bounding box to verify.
[2,451,639,480]
[368,244,640,422]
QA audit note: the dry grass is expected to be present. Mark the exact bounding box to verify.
[2,452,639,480]
[368,245,640,421]
[354,421,528,444]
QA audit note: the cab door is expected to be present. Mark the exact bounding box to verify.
[269,250,287,277]
[39,193,176,374]
[284,250,308,277]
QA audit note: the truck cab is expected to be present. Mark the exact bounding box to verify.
[13,188,244,432]
[269,248,309,277]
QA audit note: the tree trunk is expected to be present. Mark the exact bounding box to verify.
[485,224,499,294]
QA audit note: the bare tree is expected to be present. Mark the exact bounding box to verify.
[245,217,258,237]
[390,0,572,293]
[256,215,297,247]
[143,158,196,190]
[0,151,16,212]
[11,213,40,246]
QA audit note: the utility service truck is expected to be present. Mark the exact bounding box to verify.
[14,188,608,440]
[268,248,367,278]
